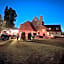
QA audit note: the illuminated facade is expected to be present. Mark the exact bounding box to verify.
[19,16,62,39]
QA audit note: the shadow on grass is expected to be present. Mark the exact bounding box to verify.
[25,52,64,64]
[0,40,64,64]
[0,40,13,47]
[59,53,64,64]
[26,39,64,48]
[0,53,13,64]
[0,53,64,64]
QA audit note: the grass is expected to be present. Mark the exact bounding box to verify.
[0,39,64,64]
[0,40,13,46]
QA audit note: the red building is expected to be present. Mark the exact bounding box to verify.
[19,16,61,40]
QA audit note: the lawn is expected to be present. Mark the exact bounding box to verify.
[0,39,64,64]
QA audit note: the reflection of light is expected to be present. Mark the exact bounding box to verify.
[14,38,20,40]
[10,39,17,46]
[18,38,20,40]
[47,32,49,35]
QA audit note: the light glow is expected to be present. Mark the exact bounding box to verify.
[11,29,19,35]
[47,32,49,36]
[51,34,54,37]
[42,29,45,32]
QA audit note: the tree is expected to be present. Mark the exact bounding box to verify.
[4,6,17,28]
[0,14,6,32]
[0,15,3,32]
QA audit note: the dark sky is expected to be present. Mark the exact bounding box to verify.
[0,0,64,31]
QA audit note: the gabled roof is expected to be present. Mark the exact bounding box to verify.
[44,25,61,31]
[19,21,36,31]
[37,25,47,31]
[32,16,39,21]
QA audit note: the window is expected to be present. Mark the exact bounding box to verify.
[42,29,45,32]
[37,32,40,35]
[47,32,49,35]
[43,33,45,36]
[56,27,59,30]
[33,33,36,36]
[38,32,40,35]
[48,27,51,30]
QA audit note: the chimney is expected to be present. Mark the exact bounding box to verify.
[40,16,44,25]
[40,16,43,21]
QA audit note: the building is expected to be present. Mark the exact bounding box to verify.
[19,16,62,39]
[0,14,62,40]
[44,25,61,37]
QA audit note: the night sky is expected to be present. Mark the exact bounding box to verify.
[0,0,64,32]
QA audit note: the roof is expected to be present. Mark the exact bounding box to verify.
[44,25,61,31]
[12,27,19,30]
[37,25,47,31]
[32,16,39,22]
[19,21,36,31]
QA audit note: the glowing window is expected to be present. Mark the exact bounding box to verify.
[47,32,49,35]
[49,27,51,30]
[42,29,45,32]
[38,32,40,35]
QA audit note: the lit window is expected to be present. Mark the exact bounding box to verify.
[37,32,40,35]
[42,29,45,32]
[49,27,51,30]
[37,31,40,35]
[47,32,49,35]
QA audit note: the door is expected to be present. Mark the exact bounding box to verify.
[21,32,25,40]
[28,33,31,40]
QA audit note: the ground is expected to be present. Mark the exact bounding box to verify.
[0,39,64,64]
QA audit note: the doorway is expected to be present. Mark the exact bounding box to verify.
[28,33,31,40]
[43,33,45,36]
[21,32,25,40]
